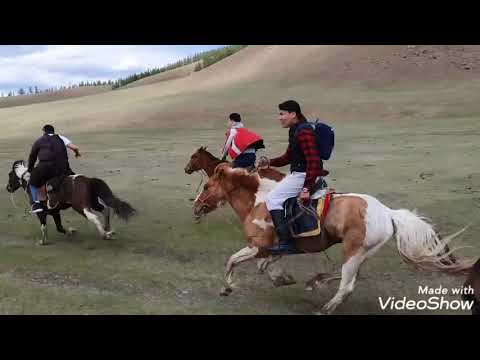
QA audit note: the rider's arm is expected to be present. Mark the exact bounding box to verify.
[59,135,81,157]
[221,128,237,159]
[67,143,81,157]
[27,141,40,172]
[297,128,324,192]
[269,145,292,168]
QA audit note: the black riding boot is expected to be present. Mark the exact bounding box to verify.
[266,210,298,255]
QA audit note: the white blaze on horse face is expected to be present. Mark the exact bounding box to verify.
[252,218,274,230]
[14,163,28,179]
[254,177,278,207]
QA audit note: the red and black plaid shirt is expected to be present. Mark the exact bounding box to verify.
[270,128,328,192]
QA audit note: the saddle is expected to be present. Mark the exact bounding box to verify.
[284,179,334,238]
[45,175,67,194]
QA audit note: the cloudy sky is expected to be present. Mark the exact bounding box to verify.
[0,45,224,96]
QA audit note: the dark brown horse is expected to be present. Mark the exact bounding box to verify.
[462,258,480,315]
[7,160,136,245]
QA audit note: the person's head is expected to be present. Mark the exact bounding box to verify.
[278,100,307,128]
[42,124,55,135]
[228,113,242,127]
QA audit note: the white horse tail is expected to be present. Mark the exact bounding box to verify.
[390,208,475,275]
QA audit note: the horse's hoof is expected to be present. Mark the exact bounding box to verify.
[272,275,297,287]
[313,310,326,316]
[220,287,233,296]
[103,231,115,240]
[36,241,49,246]
[67,228,77,236]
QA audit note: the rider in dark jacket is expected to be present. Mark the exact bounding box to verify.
[28,124,81,213]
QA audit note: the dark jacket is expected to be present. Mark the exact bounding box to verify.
[28,134,69,174]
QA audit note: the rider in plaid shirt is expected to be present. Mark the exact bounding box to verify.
[258,100,329,254]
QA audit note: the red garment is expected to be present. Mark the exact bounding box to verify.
[225,128,263,159]
[270,128,328,191]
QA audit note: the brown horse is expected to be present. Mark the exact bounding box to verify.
[184,146,224,177]
[193,163,475,314]
[185,146,285,181]
[462,258,480,315]
[7,160,136,245]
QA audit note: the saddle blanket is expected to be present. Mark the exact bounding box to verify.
[284,190,334,238]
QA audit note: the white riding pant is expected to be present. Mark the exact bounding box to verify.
[265,172,307,211]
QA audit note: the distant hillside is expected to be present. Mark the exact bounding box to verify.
[0,86,111,109]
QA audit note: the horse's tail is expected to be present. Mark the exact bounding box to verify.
[89,178,136,221]
[390,208,475,275]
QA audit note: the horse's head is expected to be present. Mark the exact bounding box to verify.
[6,160,28,193]
[193,163,260,219]
[193,163,232,218]
[185,146,209,174]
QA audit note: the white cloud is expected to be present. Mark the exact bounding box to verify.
[0,45,222,92]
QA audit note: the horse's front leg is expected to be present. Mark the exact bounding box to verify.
[36,212,48,246]
[51,210,76,237]
[256,255,297,287]
[220,246,260,296]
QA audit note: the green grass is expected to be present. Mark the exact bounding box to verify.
[1,107,478,314]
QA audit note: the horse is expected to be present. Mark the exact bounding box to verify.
[462,258,480,315]
[184,146,224,177]
[185,147,302,287]
[193,163,475,314]
[185,146,285,181]
[6,160,136,245]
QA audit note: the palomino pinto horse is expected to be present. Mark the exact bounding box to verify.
[193,163,475,314]
[7,160,136,245]
[185,147,297,286]
[462,258,480,315]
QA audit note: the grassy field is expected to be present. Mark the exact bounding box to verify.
[1,45,479,314]
[1,108,478,314]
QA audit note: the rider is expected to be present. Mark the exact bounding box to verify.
[221,113,265,170]
[258,100,329,254]
[28,124,82,213]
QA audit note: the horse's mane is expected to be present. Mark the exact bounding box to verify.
[257,167,285,182]
[198,147,221,162]
[228,168,260,192]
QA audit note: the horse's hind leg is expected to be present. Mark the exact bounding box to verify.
[97,198,114,238]
[316,247,366,315]
[83,208,110,239]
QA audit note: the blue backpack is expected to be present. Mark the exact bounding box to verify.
[294,119,335,160]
